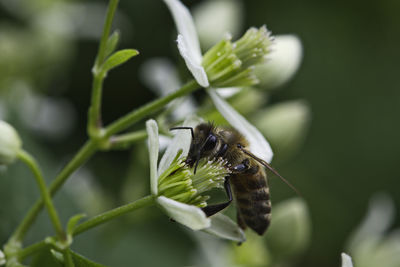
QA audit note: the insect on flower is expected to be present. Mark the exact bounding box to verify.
[171,123,298,235]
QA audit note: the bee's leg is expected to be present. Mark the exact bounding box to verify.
[202,177,233,217]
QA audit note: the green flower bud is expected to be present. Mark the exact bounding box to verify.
[158,150,230,207]
[265,198,311,261]
[253,100,310,160]
[0,120,22,165]
[202,26,273,88]
[229,231,271,267]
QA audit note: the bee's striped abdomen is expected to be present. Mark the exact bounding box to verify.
[232,167,271,235]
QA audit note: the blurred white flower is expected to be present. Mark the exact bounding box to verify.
[193,0,243,50]
[146,118,245,242]
[346,193,400,267]
[0,120,22,165]
[0,249,5,266]
[140,58,197,120]
[266,198,311,260]
[253,100,311,160]
[341,253,354,267]
[255,35,303,89]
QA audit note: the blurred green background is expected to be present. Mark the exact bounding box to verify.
[1,0,400,266]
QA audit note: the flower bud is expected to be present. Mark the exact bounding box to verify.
[266,198,311,260]
[193,0,243,50]
[0,120,22,165]
[158,151,230,207]
[253,100,310,160]
[255,35,302,89]
[202,26,273,88]
[0,249,5,266]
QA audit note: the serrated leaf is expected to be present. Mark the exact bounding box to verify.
[70,251,108,267]
[104,31,120,60]
[101,49,139,74]
[67,213,86,236]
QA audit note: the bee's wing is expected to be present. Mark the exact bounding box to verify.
[238,146,300,196]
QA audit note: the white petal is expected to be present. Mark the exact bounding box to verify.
[146,120,159,195]
[207,89,273,163]
[158,135,172,151]
[163,0,202,63]
[157,196,210,230]
[341,253,354,267]
[158,115,202,177]
[204,213,246,243]
[215,87,241,98]
[177,34,209,87]
[256,35,303,89]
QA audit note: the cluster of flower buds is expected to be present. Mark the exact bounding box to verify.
[158,150,230,208]
[202,26,272,88]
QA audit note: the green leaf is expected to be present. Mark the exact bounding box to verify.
[67,213,86,236]
[104,31,120,60]
[70,251,108,267]
[101,49,139,74]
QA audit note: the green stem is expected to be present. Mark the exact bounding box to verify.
[17,150,65,241]
[9,140,98,243]
[73,195,155,236]
[108,130,148,149]
[17,241,48,261]
[17,195,155,260]
[95,0,119,66]
[8,80,200,245]
[64,249,75,267]
[105,79,199,137]
[88,0,120,135]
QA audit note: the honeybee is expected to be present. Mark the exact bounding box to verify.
[171,122,295,235]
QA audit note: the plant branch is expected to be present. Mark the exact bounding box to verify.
[9,140,98,244]
[17,240,48,261]
[64,249,75,267]
[16,150,65,241]
[106,130,147,149]
[88,0,120,135]
[73,195,155,236]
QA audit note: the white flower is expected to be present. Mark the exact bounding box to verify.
[341,253,354,267]
[146,118,245,242]
[255,35,303,89]
[0,120,22,165]
[163,0,274,163]
[140,58,197,121]
[193,0,243,50]
[0,249,5,266]
[345,193,400,267]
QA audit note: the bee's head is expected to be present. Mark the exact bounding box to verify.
[186,123,219,171]
[170,123,219,173]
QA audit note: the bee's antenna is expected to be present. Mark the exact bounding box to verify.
[193,153,200,174]
[194,134,213,174]
[170,126,194,139]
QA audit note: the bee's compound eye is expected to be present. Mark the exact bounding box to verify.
[203,135,217,151]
